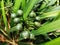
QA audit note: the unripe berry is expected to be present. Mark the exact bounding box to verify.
[13,18,20,23]
[29,11,36,17]
[36,16,40,21]
[20,31,29,39]
[11,13,16,18]
[16,23,22,30]
[17,10,23,16]
[34,22,41,27]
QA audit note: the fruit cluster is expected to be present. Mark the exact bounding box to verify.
[10,10,41,39]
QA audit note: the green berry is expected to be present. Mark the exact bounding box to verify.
[20,31,29,39]
[36,16,40,21]
[34,22,41,27]
[16,23,22,30]
[29,11,36,17]
[11,13,16,18]
[13,18,20,23]
[17,10,23,15]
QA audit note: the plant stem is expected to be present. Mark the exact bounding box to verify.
[0,3,13,10]
[6,39,18,45]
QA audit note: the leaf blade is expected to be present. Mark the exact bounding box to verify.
[23,0,38,20]
[1,0,8,31]
[13,0,22,13]
[31,19,60,36]
[40,37,60,45]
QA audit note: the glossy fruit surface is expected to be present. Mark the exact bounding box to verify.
[29,11,36,17]
[34,22,41,27]
[17,10,23,15]
[16,23,22,30]
[11,13,16,18]
[20,31,29,39]
[13,18,20,23]
[36,16,40,21]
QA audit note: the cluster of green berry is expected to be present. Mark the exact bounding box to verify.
[26,11,41,30]
[20,31,35,39]
[11,10,23,30]
[11,10,41,30]
[10,10,41,39]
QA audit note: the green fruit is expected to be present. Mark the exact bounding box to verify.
[34,22,41,27]
[17,10,23,15]
[20,31,29,39]
[11,13,16,18]
[16,23,22,30]
[29,11,36,17]
[35,16,40,21]
[13,18,20,23]
[30,33,35,39]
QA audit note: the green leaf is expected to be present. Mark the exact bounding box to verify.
[35,0,42,5]
[39,10,60,20]
[53,13,60,21]
[31,19,60,36]
[13,0,22,13]
[1,0,8,31]
[46,6,60,12]
[38,6,60,20]
[40,37,60,45]
[9,26,18,32]
[39,2,47,10]
[47,0,57,6]
[23,0,38,20]
[21,0,26,10]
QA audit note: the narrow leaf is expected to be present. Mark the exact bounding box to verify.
[21,0,26,10]
[39,10,60,20]
[13,0,22,13]
[23,0,38,20]
[39,2,47,10]
[31,19,60,36]
[40,37,60,45]
[1,0,8,31]
[47,0,57,6]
